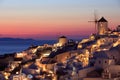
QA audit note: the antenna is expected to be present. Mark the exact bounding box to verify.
[88,10,98,34]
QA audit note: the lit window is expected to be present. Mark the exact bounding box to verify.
[100,23,103,27]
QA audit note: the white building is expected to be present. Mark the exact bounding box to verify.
[58,36,68,46]
[97,17,108,35]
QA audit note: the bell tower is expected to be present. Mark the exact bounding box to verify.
[98,17,108,35]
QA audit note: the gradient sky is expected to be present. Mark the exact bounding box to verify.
[0,0,120,39]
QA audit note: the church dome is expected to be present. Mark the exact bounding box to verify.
[58,36,68,46]
[59,36,66,38]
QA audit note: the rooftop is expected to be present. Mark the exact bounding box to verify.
[98,17,107,22]
[59,36,67,38]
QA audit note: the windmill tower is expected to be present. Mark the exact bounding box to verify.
[88,10,98,34]
[97,17,108,35]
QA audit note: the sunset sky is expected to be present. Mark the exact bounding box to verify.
[0,0,120,39]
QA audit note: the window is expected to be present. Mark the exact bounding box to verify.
[113,56,115,59]
[98,60,101,64]
[102,39,105,42]
[105,61,107,63]
[100,23,103,27]
[115,59,117,62]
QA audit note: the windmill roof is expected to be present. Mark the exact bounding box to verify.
[98,17,107,22]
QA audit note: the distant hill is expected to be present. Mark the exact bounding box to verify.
[0,38,35,41]
[0,38,57,45]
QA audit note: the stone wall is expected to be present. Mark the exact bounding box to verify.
[78,67,95,78]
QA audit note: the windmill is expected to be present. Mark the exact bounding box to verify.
[88,10,99,34]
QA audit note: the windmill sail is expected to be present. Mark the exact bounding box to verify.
[88,10,98,34]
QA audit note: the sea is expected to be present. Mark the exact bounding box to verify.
[0,40,56,55]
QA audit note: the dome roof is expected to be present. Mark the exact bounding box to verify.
[98,17,107,22]
[59,36,66,38]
